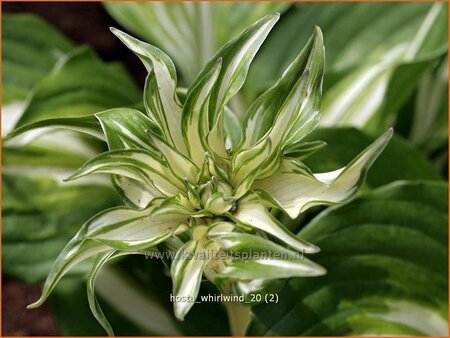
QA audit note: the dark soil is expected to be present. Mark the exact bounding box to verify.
[2,277,58,336]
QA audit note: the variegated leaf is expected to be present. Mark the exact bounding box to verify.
[82,206,185,250]
[240,27,324,149]
[65,149,182,196]
[232,194,320,254]
[254,128,393,218]
[3,115,104,146]
[171,239,211,320]
[181,59,222,166]
[211,232,326,279]
[111,28,187,154]
[191,13,279,157]
[96,108,160,152]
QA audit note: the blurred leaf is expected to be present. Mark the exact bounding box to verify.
[410,57,448,153]
[248,181,448,336]
[50,276,151,336]
[2,14,74,104]
[15,47,141,127]
[302,128,442,187]
[105,2,288,83]
[246,2,448,133]
[2,174,121,283]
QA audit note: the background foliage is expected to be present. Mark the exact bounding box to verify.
[2,2,448,336]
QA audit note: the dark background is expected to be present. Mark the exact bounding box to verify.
[2,3,146,335]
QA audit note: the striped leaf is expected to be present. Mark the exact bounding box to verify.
[27,237,110,309]
[82,206,185,250]
[111,28,186,154]
[111,175,158,210]
[65,149,182,196]
[211,232,326,280]
[149,134,199,183]
[3,115,104,146]
[181,59,222,165]
[191,13,279,158]
[233,194,319,254]
[253,128,393,218]
[171,239,212,320]
[240,27,324,150]
[96,108,160,152]
[319,3,447,129]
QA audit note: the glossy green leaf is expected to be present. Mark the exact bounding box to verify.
[248,181,448,336]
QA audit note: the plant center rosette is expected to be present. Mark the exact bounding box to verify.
[8,13,392,335]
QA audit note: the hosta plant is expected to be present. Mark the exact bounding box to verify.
[9,14,392,335]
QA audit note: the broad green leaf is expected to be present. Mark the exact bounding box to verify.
[248,181,448,336]
[15,47,141,127]
[233,194,319,254]
[105,2,288,83]
[254,129,392,218]
[211,232,325,280]
[302,128,442,187]
[110,28,186,154]
[2,14,74,104]
[2,174,120,283]
[65,149,182,196]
